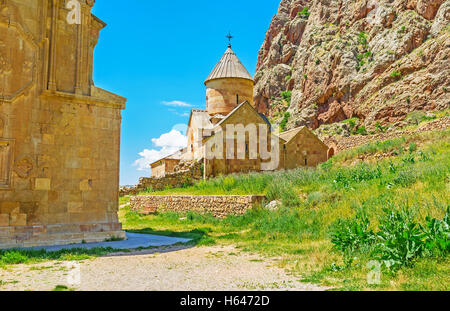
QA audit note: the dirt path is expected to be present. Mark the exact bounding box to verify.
[0,245,328,291]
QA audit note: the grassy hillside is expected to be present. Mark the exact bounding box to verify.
[120,128,449,290]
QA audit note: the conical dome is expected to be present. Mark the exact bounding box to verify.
[204,46,253,84]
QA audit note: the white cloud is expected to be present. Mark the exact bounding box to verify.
[176,112,190,117]
[133,126,188,171]
[172,123,188,135]
[152,129,187,148]
[162,100,192,107]
[168,108,190,118]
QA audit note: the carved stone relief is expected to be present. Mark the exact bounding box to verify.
[14,155,33,178]
[0,138,13,188]
[0,1,36,102]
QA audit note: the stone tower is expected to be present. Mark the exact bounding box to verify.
[204,45,254,116]
[0,0,126,248]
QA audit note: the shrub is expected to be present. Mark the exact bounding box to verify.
[397,25,406,34]
[390,70,402,79]
[298,7,310,18]
[376,208,425,270]
[280,112,291,132]
[420,211,450,257]
[331,215,376,260]
[358,32,368,46]
[376,122,388,133]
[331,205,449,272]
[281,91,292,103]
[356,51,372,70]
[356,126,368,136]
[348,119,357,129]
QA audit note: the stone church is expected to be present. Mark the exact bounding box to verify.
[0,0,126,248]
[151,44,329,178]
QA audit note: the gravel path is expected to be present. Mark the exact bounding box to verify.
[0,245,328,291]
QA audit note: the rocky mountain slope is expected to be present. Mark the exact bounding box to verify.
[254,0,450,132]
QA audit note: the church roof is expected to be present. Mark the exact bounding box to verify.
[205,46,253,84]
[276,126,328,149]
[277,127,305,142]
[149,149,184,167]
[213,101,270,129]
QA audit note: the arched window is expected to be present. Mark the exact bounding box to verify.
[236,94,239,105]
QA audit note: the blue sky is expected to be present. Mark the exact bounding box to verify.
[91,0,279,185]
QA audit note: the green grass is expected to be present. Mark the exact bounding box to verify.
[390,70,402,79]
[2,128,447,291]
[121,128,449,290]
[53,285,73,291]
[0,247,122,267]
[119,196,131,205]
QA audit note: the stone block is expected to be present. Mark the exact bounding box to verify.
[35,178,51,190]
[0,202,20,214]
[0,214,9,226]
[42,134,54,145]
[80,179,93,191]
[67,202,83,213]
[10,214,27,227]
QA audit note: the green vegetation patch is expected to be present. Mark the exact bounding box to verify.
[121,128,449,290]
[0,247,123,268]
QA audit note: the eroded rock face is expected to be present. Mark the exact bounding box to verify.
[254,0,450,130]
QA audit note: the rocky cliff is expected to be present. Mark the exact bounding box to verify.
[254,0,449,132]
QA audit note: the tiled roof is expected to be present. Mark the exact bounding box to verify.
[150,149,183,166]
[205,47,253,83]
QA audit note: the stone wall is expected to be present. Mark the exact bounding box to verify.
[284,127,329,169]
[130,195,266,218]
[324,117,450,153]
[120,160,203,196]
[206,78,254,116]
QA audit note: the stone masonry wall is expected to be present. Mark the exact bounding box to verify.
[0,1,126,249]
[120,161,203,196]
[130,195,266,218]
[324,117,450,153]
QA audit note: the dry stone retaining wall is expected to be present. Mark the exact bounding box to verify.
[120,161,203,196]
[130,195,266,218]
[324,117,450,153]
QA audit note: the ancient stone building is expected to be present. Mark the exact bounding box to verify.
[205,44,254,116]
[150,156,183,179]
[150,44,328,179]
[0,0,126,248]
